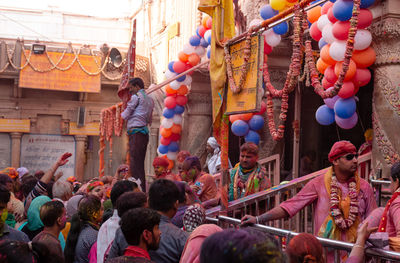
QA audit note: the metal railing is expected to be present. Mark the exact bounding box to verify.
[209,215,400,263]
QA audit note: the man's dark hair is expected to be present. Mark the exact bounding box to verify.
[149,179,179,212]
[110,180,137,207]
[391,162,400,182]
[182,156,201,171]
[240,142,259,155]
[0,240,57,263]
[0,185,10,204]
[129,78,144,90]
[0,174,12,187]
[21,176,38,197]
[40,201,65,227]
[120,208,160,246]
[116,191,147,217]
[174,181,187,204]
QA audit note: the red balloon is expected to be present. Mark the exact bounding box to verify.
[170,133,181,141]
[185,63,194,75]
[206,18,212,29]
[322,77,334,90]
[310,22,322,41]
[324,65,338,83]
[198,25,206,37]
[327,7,337,23]
[176,95,188,106]
[160,136,172,146]
[229,115,241,123]
[358,9,373,29]
[353,85,360,95]
[321,1,333,15]
[353,68,371,87]
[332,21,350,41]
[173,61,187,74]
[255,101,267,115]
[264,42,273,55]
[338,81,355,99]
[164,96,177,109]
[188,53,200,66]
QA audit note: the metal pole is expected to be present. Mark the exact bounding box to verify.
[292,83,301,180]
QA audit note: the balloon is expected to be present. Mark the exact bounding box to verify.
[334,97,356,118]
[177,74,186,82]
[168,61,175,73]
[245,130,260,145]
[170,133,181,141]
[270,0,286,11]
[335,112,358,129]
[260,4,278,20]
[249,19,263,29]
[255,101,267,115]
[170,80,181,90]
[315,105,335,125]
[360,0,375,9]
[317,58,330,74]
[168,141,179,152]
[160,136,171,146]
[354,29,372,50]
[352,47,376,68]
[206,17,212,29]
[178,51,189,63]
[176,95,188,106]
[167,151,177,160]
[174,105,185,114]
[177,85,188,95]
[183,75,192,86]
[231,120,250,136]
[202,16,210,29]
[324,65,338,83]
[171,124,182,134]
[197,25,206,37]
[310,22,322,41]
[182,43,196,55]
[332,21,350,40]
[163,108,175,118]
[158,144,169,154]
[165,69,176,79]
[322,77,334,89]
[165,85,177,96]
[273,21,289,35]
[353,68,371,87]
[172,61,186,74]
[317,14,331,31]
[264,30,281,47]
[334,59,357,81]
[321,1,333,15]
[338,81,355,99]
[332,0,353,21]
[207,46,211,59]
[172,114,183,125]
[167,159,174,170]
[264,42,273,55]
[322,23,336,44]
[189,35,200,47]
[358,9,373,29]
[204,30,212,44]
[327,7,338,23]
[160,128,172,138]
[320,45,337,65]
[188,53,200,66]
[194,46,206,56]
[200,38,208,48]
[329,40,346,61]
[307,6,322,23]
[229,114,240,123]
[248,115,264,131]
[164,96,177,109]
[318,38,328,49]
[323,88,340,108]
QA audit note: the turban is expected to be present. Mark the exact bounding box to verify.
[328,140,357,163]
[207,137,220,150]
[67,176,77,183]
[1,167,18,179]
[177,151,191,163]
[153,157,169,167]
[87,180,104,192]
[16,167,29,178]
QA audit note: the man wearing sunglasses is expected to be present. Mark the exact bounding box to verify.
[241,140,377,261]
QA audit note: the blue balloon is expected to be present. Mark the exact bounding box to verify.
[207,35,211,45]
[207,47,211,59]
[158,144,168,154]
[315,105,335,125]
[200,38,209,48]
[332,0,353,21]
[248,115,264,131]
[189,35,201,46]
[231,120,249,137]
[334,97,356,119]
[168,61,175,73]
[163,108,175,119]
[168,141,179,152]
[318,38,328,50]
[260,5,278,20]
[361,0,375,8]
[177,74,186,82]
[273,21,288,35]
[174,105,185,114]
[329,0,336,2]
[245,130,260,145]
[196,27,201,38]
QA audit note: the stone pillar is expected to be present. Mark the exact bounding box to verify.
[10,132,22,168]
[75,135,87,181]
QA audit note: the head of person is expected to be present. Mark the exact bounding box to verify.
[177,150,191,177]
[181,156,202,182]
[153,157,170,177]
[78,195,103,225]
[239,142,259,170]
[16,167,29,179]
[110,180,138,207]
[21,176,38,198]
[207,137,220,154]
[27,195,52,231]
[200,228,282,263]
[116,191,148,217]
[390,162,400,194]
[34,170,45,181]
[52,179,73,201]
[183,205,206,232]
[128,77,145,95]
[116,164,129,180]
[100,176,113,188]
[0,240,54,263]
[174,181,187,205]
[120,208,161,251]
[65,194,84,221]
[87,180,105,200]
[0,167,18,181]
[328,140,358,175]
[0,185,11,230]
[40,200,66,231]
[0,174,13,192]
[149,179,180,217]
[286,233,324,263]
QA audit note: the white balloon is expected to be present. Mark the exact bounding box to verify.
[165,69,176,79]
[161,118,174,129]
[170,80,181,90]
[204,30,212,44]
[183,75,192,86]
[172,114,183,125]
[194,46,206,56]
[248,18,263,29]
[322,24,336,44]
[167,151,177,160]
[317,14,331,32]
[183,43,196,55]
[354,29,372,51]
[265,31,281,47]
[329,40,346,62]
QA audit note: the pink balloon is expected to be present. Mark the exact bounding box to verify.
[358,9,373,29]
[353,68,371,87]
[338,81,355,99]
[322,77,334,89]
[324,65,338,83]
[321,1,333,15]
[327,7,338,23]
[176,95,188,106]
[332,21,350,41]
[173,61,187,73]
[164,96,177,109]
[255,101,267,115]
[335,112,358,129]
[323,87,339,109]
[310,22,322,41]
[264,42,273,55]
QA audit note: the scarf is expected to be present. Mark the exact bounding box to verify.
[232,163,262,200]
[124,246,151,259]
[378,189,400,232]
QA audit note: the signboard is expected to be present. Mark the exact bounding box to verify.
[69,122,100,136]
[0,119,30,133]
[20,134,76,178]
[0,133,11,170]
[226,34,264,115]
[19,51,101,93]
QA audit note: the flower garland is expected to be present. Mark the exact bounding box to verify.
[306,0,361,99]
[330,172,359,230]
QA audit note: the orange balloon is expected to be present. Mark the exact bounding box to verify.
[167,159,174,170]
[352,47,376,68]
[307,6,322,23]
[188,53,200,66]
[177,85,188,95]
[239,113,253,121]
[202,16,210,29]
[320,45,337,65]
[286,0,297,3]
[171,124,182,134]
[165,85,177,95]
[334,59,357,81]
[229,115,241,123]
[316,58,330,74]
[178,51,189,63]
[161,128,172,138]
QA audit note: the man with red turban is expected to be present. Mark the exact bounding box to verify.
[153,157,181,181]
[242,140,377,262]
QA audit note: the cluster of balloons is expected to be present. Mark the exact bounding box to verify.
[311,0,375,129]
[229,102,266,145]
[158,16,212,168]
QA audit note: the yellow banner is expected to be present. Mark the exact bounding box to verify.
[19,51,101,93]
[69,122,100,136]
[226,34,263,114]
[0,119,30,133]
